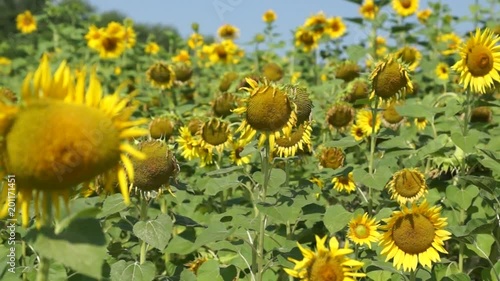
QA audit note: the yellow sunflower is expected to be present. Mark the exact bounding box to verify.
[326,103,355,131]
[392,0,419,17]
[0,54,148,227]
[452,28,500,94]
[332,172,356,193]
[370,55,413,101]
[326,17,346,39]
[202,40,244,65]
[146,62,176,89]
[145,42,160,55]
[229,139,252,166]
[386,168,427,205]
[395,46,422,71]
[274,122,312,158]
[351,124,366,141]
[319,147,345,170]
[284,235,366,281]
[233,78,297,154]
[416,9,432,24]
[97,22,127,59]
[355,109,381,137]
[359,0,379,20]
[295,27,319,52]
[16,10,37,34]
[435,63,450,80]
[176,126,201,161]
[217,24,239,40]
[379,201,451,272]
[414,117,428,131]
[347,213,380,248]
[262,9,277,23]
[438,32,462,55]
[188,33,204,49]
[85,25,104,49]
[173,50,191,65]
[304,12,328,37]
[198,118,232,154]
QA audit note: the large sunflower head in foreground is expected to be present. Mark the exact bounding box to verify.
[370,55,413,101]
[452,28,500,94]
[386,168,428,205]
[379,201,451,272]
[233,78,297,152]
[0,54,148,227]
[284,235,366,281]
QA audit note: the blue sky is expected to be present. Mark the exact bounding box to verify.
[87,0,476,46]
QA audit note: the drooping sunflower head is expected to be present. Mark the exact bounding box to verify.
[286,85,313,124]
[274,122,313,158]
[451,28,500,94]
[382,102,405,127]
[379,201,451,272]
[359,0,379,20]
[345,79,370,105]
[0,54,148,227]
[217,24,239,40]
[130,140,178,197]
[295,27,318,52]
[355,109,382,137]
[319,147,345,169]
[233,78,297,150]
[392,0,419,17]
[212,92,238,118]
[395,46,422,71]
[326,103,355,130]
[199,118,232,154]
[219,71,240,92]
[262,62,284,82]
[149,117,174,140]
[370,55,413,101]
[335,61,361,82]
[284,235,366,281]
[332,172,356,193]
[348,213,381,248]
[470,106,493,123]
[173,62,193,83]
[386,168,427,205]
[146,61,176,89]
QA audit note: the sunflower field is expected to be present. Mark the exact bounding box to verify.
[0,0,499,280]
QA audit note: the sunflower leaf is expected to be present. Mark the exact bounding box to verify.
[445,185,479,210]
[133,214,173,251]
[110,260,155,281]
[323,205,352,233]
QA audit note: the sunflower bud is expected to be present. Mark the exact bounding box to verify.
[335,61,360,82]
[326,103,355,129]
[219,72,239,92]
[149,117,174,140]
[262,62,284,82]
[212,92,237,118]
[173,62,193,82]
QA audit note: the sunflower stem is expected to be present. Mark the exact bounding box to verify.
[139,196,149,265]
[36,257,50,281]
[409,270,417,281]
[367,99,379,214]
[255,140,270,281]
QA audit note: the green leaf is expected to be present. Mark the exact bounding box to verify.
[466,234,494,259]
[133,214,173,251]
[345,44,367,61]
[193,222,235,249]
[353,166,392,191]
[179,269,197,281]
[98,194,128,218]
[110,260,156,281]
[25,218,107,279]
[323,205,352,233]
[55,207,101,234]
[395,103,435,119]
[253,168,286,196]
[366,270,393,281]
[450,130,480,154]
[197,260,223,281]
[442,273,471,281]
[416,134,450,159]
[201,174,241,196]
[324,138,359,149]
[446,185,479,209]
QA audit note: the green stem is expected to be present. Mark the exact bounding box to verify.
[22,240,27,281]
[255,139,271,281]
[36,257,50,281]
[409,270,417,281]
[367,99,379,214]
[458,241,465,273]
[139,197,149,265]
[463,91,472,137]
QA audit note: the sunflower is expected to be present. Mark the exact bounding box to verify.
[229,139,252,166]
[0,55,148,227]
[438,32,462,55]
[202,40,244,65]
[188,33,204,49]
[452,28,500,94]
[284,235,365,281]
[85,25,104,49]
[345,79,370,104]
[149,117,174,140]
[262,9,277,23]
[395,46,422,71]
[379,201,451,272]
[416,9,432,24]
[382,102,405,129]
[94,22,127,59]
[262,62,284,82]
[16,10,37,34]
[198,118,232,154]
[146,62,176,89]
[470,106,492,123]
[212,92,237,118]
[145,42,160,55]
[326,103,355,131]
[392,0,418,17]
[217,24,239,40]
[172,50,191,65]
[326,17,346,39]
[414,117,428,131]
[351,124,366,141]
[359,0,379,20]
[332,172,356,193]
[319,147,345,169]
[295,27,319,52]
[370,55,413,101]
[130,140,179,198]
[386,168,427,205]
[355,109,381,137]
[233,78,297,153]
[274,122,312,158]
[176,126,201,161]
[435,63,450,80]
[304,12,328,37]
[335,62,360,82]
[173,63,193,83]
[347,213,380,248]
